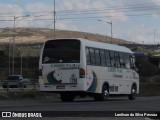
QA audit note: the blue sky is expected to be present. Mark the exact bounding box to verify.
[0,0,160,44]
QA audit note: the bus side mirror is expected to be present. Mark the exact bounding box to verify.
[135,61,141,73]
[134,67,140,73]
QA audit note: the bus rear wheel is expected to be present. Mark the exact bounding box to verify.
[94,85,109,101]
[60,93,74,102]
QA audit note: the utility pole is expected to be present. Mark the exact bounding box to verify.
[9,39,11,75]
[53,0,56,39]
[20,31,23,76]
[12,15,16,75]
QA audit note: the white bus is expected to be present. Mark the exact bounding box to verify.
[38,38,139,102]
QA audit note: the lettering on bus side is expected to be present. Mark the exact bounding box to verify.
[51,64,79,70]
[108,67,123,73]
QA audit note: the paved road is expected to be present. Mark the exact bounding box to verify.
[0,96,160,111]
[0,97,160,119]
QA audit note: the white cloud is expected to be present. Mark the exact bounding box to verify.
[26,2,52,12]
[98,9,128,21]
[55,20,79,31]
[57,0,128,22]
[124,25,160,44]
[0,3,23,27]
[63,0,74,10]
[91,1,104,8]
[0,3,23,15]
[151,0,160,6]
[59,0,91,10]
[26,3,53,28]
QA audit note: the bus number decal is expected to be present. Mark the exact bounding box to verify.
[70,74,77,83]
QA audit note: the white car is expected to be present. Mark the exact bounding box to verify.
[2,75,30,88]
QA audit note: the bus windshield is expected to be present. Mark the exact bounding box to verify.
[42,39,80,63]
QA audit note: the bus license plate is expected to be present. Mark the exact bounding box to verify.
[56,85,65,89]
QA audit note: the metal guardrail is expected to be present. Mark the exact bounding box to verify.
[0,81,39,92]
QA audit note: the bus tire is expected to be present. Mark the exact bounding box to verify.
[60,93,74,102]
[101,85,109,101]
[94,85,109,101]
[128,84,137,100]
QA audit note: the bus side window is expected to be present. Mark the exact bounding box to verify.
[119,53,125,68]
[124,54,131,69]
[114,52,120,67]
[100,50,106,66]
[105,51,111,67]
[95,49,101,66]
[110,51,115,67]
[86,48,91,65]
[89,48,96,65]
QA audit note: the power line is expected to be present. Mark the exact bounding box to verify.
[56,2,160,13]
[0,1,160,17]
[57,12,160,20]
[0,1,160,23]
[1,12,160,22]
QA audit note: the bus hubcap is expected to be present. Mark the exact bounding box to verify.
[103,90,109,99]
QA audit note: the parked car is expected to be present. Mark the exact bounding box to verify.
[2,75,30,88]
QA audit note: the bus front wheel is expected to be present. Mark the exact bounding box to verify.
[128,85,137,100]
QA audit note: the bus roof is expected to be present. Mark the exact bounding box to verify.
[79,38,133,54]
[47,38,133,54]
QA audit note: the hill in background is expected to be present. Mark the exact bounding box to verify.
[0,27,132,44]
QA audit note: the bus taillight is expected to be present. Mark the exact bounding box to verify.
[79,68,85,78]
[38,69,42,77]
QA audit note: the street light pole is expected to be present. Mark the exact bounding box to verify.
[12,15,29,75]
[98,20,113,44]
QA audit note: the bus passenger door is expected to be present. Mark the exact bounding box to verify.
[119,54,132,94]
